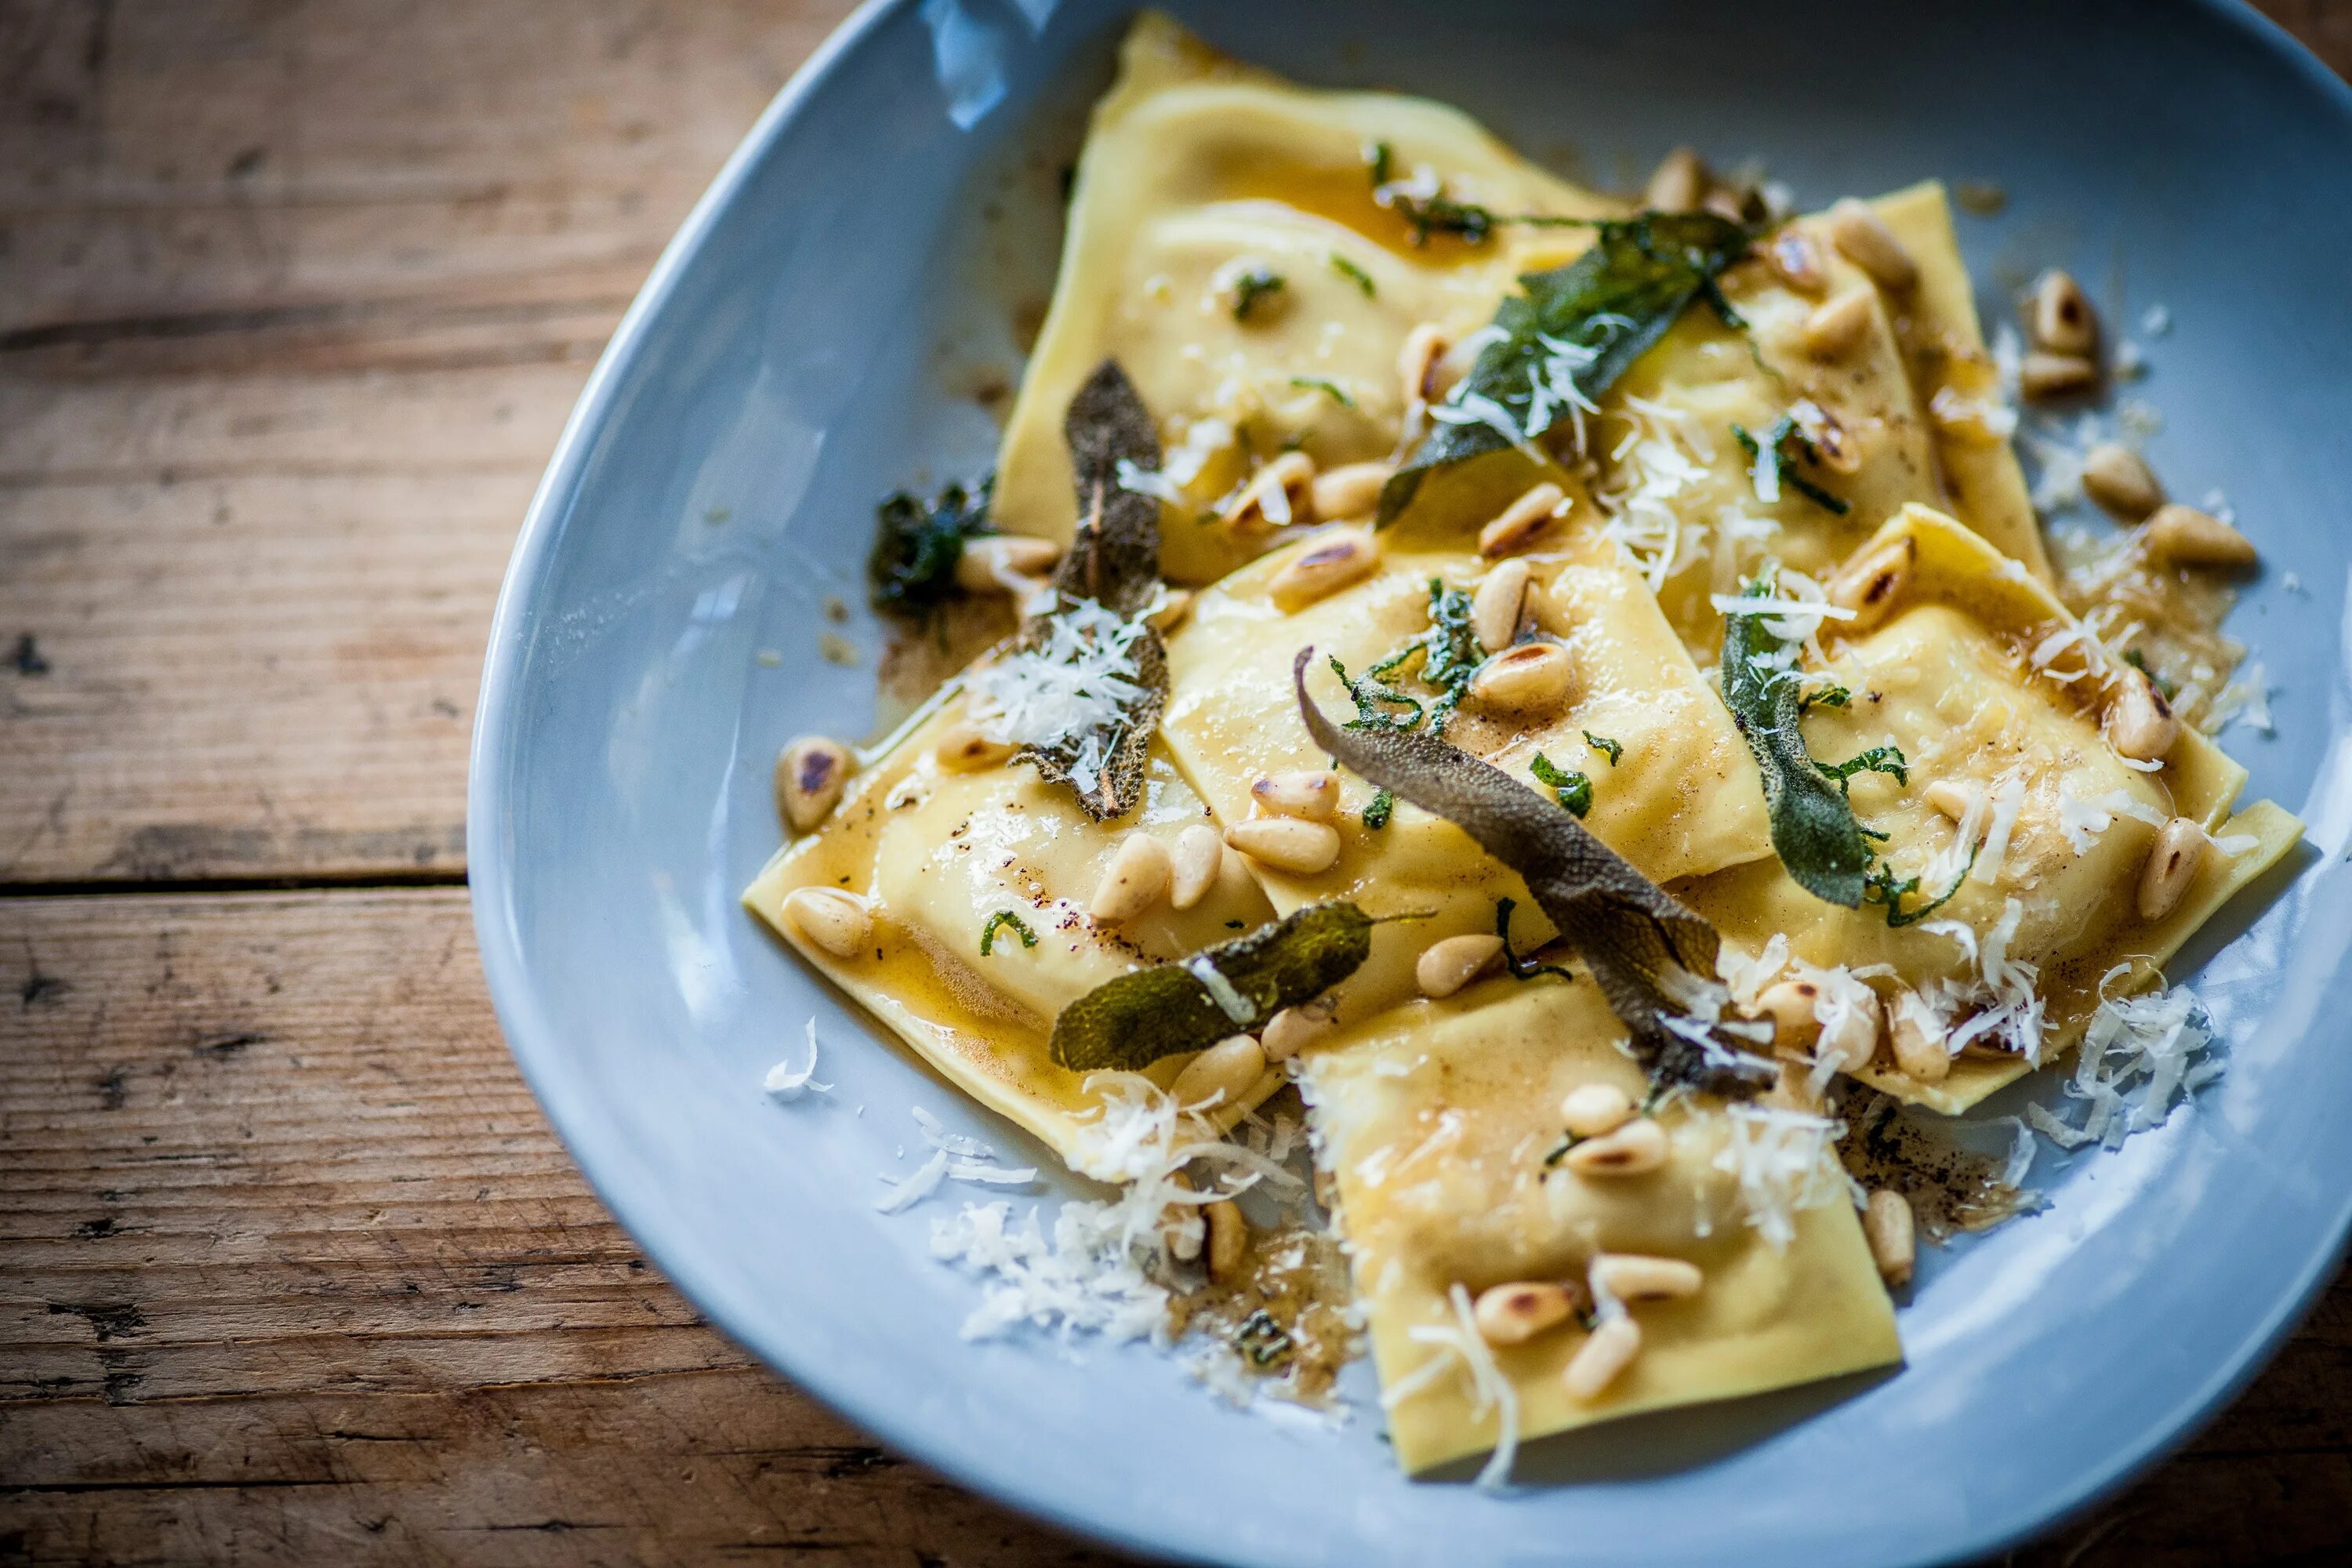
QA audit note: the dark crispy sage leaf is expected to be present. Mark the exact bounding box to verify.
[1294,650,1772,1095]
[1378,212,1751,523]
[1719,578,1871,908]
[867,479,993,620]
[1048,902,1376,1073]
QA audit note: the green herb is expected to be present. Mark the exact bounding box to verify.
[1330,253,1377,297]
[1368,140,1394,187]
[1049,902,1377,1072]
[2122,648,2178,700]
[1863,841,1978,927]
[1583,731,1623,766]
[1820,743,1909,795]
[979,910,1038,956]
[1363,786,1396,830]
[1542,1132,1581,1167]
[1295,652,1773,1095]
[1730,418,1851,516]
[1225,920,1246,929]
[867,478,994,620]
[1289,375,1357,408]
[1234,1309,1294,1367]
[1327,579,1483,738]
[1494,895,1576,984]
[1231,268,1286,321]
[1719,575,1874,908]
[1800,684,1852,713]
[1529,751,1592,818]
[1379,213,1751,522]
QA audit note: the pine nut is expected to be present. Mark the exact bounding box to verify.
[1644,146,1707,212]
[2106,670,2180,764]
[1923,779,1971,820]
[1476,482,1568,557]
[935,720,1014,771]
[1172,1035,1267,1112]
[1090,833,1172,924]
[1563,1314,1642,1400]
[2031,269,2099,356]
[1146,588,1195,633]
[1829,537,1916,633]
[953,534,1063,593]
[1700,187,1746,223]
[1565,1117,1669,1177]
[1473,1281,1574,1346]
[1589,1253,1703,1302]
[1817,985,1883,1075]
[1864,1189,1915,1287]
[1766,227,1828,294]
[1259,1005,1334,1063]
[775,735,853,833]
[1889,990,1951,1083]
[1470,558,1532,652]
[2081,444,2165,521]
[1800,289,1876,358]
[1225,816,1341,875]
[1825,198,1917,289]
[1559,1083,1635,1139]
[1167,822,1225,910]
[2142,503,2258,568]
[781,887,874,959]
[1163,1171,1204,1262]
[1204,1198,1249,1282]
[2019,351,2099,400]
[1751,978,1824,1052]
[1417,933,1504,999]
[1791,400,1863,474]
[2138,816,2209,922]
[1310,461,1392,521]
[1251,770,1341,822]
[1267,528,1380,612]
[1220,450,1317,532]
[1469,641,1574,713]
[1398,322,1450,416]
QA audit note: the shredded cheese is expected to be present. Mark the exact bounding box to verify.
[764,1017,833,1098]
[1711,1104,1848,1250]
[1388,1283,1519,1491]
[966,598,1150,797]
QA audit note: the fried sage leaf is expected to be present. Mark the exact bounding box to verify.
[867,478,993,620]
[1048,902,1375,1073]
[1718,579,1871,907]
[1378,212,1751,523]
[1294,650,1772,1095]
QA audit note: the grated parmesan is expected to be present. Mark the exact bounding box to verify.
[966,598,1152,797]
[764,1017,834,1099]
[1711,1104,1849,1250]
[1387,1282,1519,1491]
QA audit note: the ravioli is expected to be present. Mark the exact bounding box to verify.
[1298,976,1900,1475]
[992,11,1620,584]
[744,693,1286,1174]
[1680,506,2300,1112]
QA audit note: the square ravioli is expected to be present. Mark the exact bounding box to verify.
[1297,976,1900,1475]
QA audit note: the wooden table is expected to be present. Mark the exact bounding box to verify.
[5,2,2347,1562]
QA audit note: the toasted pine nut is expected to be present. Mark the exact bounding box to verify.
[2081,444,2165,521]
[1817,985,1883,1075]
[1204,1198,1249,1282]
[2142,503,2258,568]
[1172,1035,1267,1112]
[935,720,1014,771]
[1469,641,1574,713]
[781,887,873,959]
[1309,461,1392,522]
[1146,588,1195,633]
[1644,146,1707,212]
[1889,990,1951,1083]
[1559,1083,1635,1139]
[1090,833,1172,924]
[1220,450,1317,532]
[1791,400,1863,474]
[1259,1005,1333,1063]
[2138,816,2209,922]
[1565,1117,1669,1177]
[953,534,1062,593]
[1829,536,1916,633]
[1473,1281,1574,1346]
[1563,1314,1642,1400]
[1417,933,1504,999]
[1825,199,1916,289]
[2031,269,2099,356]
[1589,1253,1703,1302]
[1864,1189,1915,1287]
[1471,558,1532,653]
[1477,482,1568,557]
[2106,670,2180,764]
[2019,351,2099,400]
[1225,816,1341,875]
[1168,823,1225,910]
[1398,322,1450,416]
[1251,769,1340,822]
[1700,187,1745,223]
[1800,289,1876,358]
[775,735,853,833]
[1923,779,1972,820]
[1751,978,1824,1053]
[1763,228,1826,294]
[1267,528,1380,612]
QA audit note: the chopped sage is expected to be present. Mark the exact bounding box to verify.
[1330,253,1377,297]
[1494,896,1575,984]
[1048,902,1375,1073]
[1234,1308,1294,1367]
[979,910,1038,956]
[867,478,993,621]
[1583,731,1623,766]
[1231,268,1286,321]
[1529,751,1592,818]
[1731,417,1851,516]
[1800,683,1853,713]
[1864,841,1978,927]
[1363,786,1396,830]
[1820,743,1909,794]
[1289,376,1357,408]
[1327,579,1482,737]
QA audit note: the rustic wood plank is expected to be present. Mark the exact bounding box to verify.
[0,887,1127,1565]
